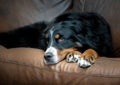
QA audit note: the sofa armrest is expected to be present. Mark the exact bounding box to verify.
[0,47,120,85]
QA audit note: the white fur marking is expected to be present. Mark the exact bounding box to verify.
[45,46,59,64]
[77,58,91,67]
[67,56,74,62]
[67,54,80,63]
[49,29,54,46]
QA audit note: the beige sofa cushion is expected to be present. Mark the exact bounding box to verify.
[0,47,120,85]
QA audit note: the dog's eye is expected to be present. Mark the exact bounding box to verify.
[55,33,65,42]
[58,37,64,42]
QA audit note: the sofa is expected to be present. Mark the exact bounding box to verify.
[0,0,120,85]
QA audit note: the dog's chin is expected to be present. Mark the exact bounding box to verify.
[44,59,59,65]
[44,55,65,65]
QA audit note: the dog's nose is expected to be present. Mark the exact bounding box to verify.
[44,52,53,59]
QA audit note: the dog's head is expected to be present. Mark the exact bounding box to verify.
[44,20,86,65]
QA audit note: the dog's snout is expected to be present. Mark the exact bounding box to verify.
[44,52,53,59]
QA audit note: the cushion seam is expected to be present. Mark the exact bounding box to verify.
[0,58,120,78]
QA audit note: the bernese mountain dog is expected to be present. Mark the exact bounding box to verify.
[0,12,113,68]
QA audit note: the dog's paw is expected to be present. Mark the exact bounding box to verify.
[77,49,98,68]
[66,51,81,63]
[77,56,93,68]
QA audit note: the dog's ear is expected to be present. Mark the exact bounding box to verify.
[75,42,83,47]
[74,34,86,46]
[74,34,84,42]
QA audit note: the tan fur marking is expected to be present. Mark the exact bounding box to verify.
[80,49,98,63]
[55,34,60,39]
[66,51,81,60]
[57,48,78,59]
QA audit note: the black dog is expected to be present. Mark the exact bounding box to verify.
[0,12,113,67]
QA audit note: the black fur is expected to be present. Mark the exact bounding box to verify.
[0,12,113,56]
[0,22,47,50]
[46,12,113,56]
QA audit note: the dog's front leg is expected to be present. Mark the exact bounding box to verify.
[77,49,98,68]
[66,51,81,63]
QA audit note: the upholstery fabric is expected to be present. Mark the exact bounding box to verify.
[0,47,120,85]
[0,0,71,32]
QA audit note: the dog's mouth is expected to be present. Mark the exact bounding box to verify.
[44,55,60,65]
